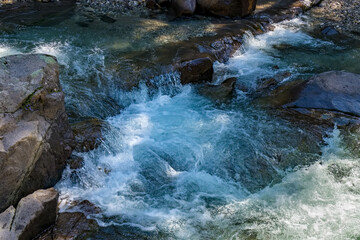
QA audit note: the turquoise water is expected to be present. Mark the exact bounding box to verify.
[2,11,360,239]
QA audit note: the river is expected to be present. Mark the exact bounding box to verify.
[1,9,360,239]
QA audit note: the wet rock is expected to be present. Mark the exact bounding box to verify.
[286,71,360,116]
[198,77,236,101]
[0,188,58,240]
[256,71,360,124]
[255,78,307,107]
[0,54,74,212]
[177,57,214,84]
[170,0,196,17]
[255,71,291,93]
[67,154,85,169]
[196,0,257,17]
[72,118,106,152]
[321,26,339,36]
[38,200,100,240]
[67,200,101,215]
[51,212,99,239]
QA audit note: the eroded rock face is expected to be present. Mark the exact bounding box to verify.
[0,188,59,240]
[197,0,257,17]
[0,54,73,213]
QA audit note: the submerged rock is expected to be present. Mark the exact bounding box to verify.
[0,54,74,212]
[0,188,58,240]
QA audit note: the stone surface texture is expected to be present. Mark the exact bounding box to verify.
[0,54,73,213]
[258,71,360,117]
[0,188,59,240]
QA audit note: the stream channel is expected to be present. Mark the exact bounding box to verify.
[1,6,360,239]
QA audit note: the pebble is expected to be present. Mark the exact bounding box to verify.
[76,0,151,16]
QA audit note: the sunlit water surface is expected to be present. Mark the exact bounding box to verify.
[2,15,360,239]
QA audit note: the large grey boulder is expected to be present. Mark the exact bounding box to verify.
[287,71,360,116]
[196,0,257,17]
[0,188,58,240]
[257,71,360,117]
[0,54,73,212]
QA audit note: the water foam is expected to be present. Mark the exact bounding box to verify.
[216,128,360,240]
[213,18,334,93]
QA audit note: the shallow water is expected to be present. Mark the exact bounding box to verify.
[2,11,360,239]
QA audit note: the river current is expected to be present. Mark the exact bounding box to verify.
[1,12,360,239]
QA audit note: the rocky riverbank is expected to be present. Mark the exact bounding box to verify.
[0,54,74,239]
[308,0,360,37]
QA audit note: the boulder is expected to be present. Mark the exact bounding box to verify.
[177,57,214,84]
[0,188,59,240]
[286,71,360,115]
[256,71,360,122]
[285,71,360,116]
[0,54,73,212]
[170,0,196,17]
[196,0,257,17]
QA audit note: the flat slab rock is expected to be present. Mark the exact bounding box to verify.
[0,188,58,240]
[287,71,360,116]
[259,71,360,117]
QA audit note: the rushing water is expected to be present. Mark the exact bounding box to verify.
[2,10,360,239]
